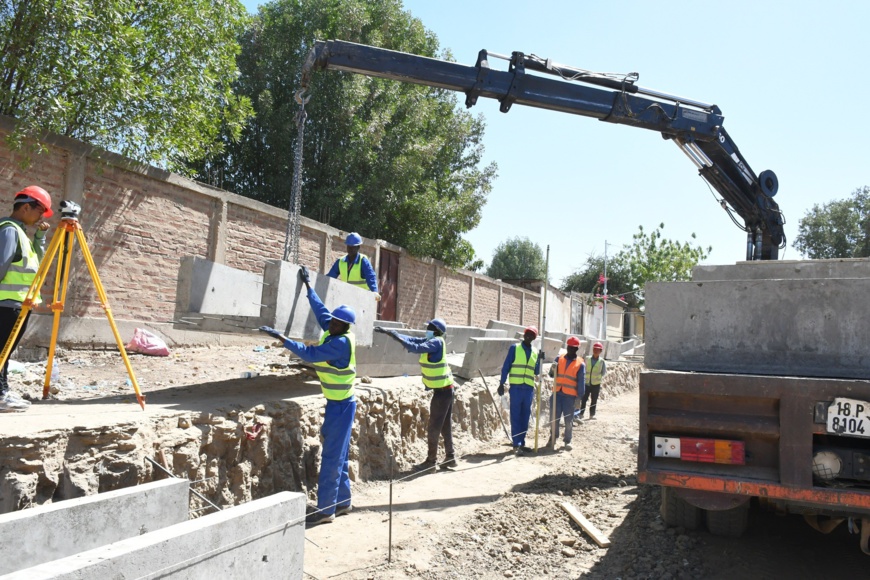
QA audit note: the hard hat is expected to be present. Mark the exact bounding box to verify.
[331,305,356,324]
[426,318,447,333]
[524,326,538,337]
[566,336,581,347]
[345,232,363,246]
[593,342,604,350]
[15,186,53,218]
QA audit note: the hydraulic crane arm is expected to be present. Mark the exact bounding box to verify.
[301,39,785,260]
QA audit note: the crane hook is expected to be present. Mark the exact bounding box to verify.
[295,89,310,106]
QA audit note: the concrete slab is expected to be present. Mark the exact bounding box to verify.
[456,337,518,379]
[0,479,189,575]
[645,278,870,379]
[9,491,305,580]
[176,257,263,316]
[357,329,426,378]
[692,258,870,282]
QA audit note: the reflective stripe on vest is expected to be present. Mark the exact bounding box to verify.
[586,357,603,386]
[0,220,41,304]
[313,331,356,400]
[509,344,538,387]
[419,336,452,389]
[338,255,369,288]
[554,356,584,397]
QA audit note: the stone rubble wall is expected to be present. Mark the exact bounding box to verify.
[0,364,639,513]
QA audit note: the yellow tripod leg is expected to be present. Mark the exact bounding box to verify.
[73,225,146,410]
[43,224,76,399]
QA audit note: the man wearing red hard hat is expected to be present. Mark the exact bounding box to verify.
[0,186,52,412]
[498,325,543,453]
[579,342,607,420]
[547,336,585,450]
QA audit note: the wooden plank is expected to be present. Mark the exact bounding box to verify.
[560,502,611,547]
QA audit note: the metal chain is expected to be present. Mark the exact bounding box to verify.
[283,89,310,262]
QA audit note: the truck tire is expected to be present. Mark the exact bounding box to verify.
[660,487,702,530]
[705,502,750,537]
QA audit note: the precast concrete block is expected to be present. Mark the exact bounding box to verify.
[260,261,376,347]
[357,329,426,378]
[176,257,263,316]
[646,278,870,379]
[0,479,189,575]
[693,258,870,282]
[10,492,305,580]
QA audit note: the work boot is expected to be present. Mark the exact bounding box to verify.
[335,504,352,516]
[440,456,458,470]
[413,460,436,473]
[563,443,573,451]
[305,511,335,527]
[0,391,30,412]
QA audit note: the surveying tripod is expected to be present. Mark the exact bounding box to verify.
[0,201,146,409]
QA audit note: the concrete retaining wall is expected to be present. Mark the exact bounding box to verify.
[692,258,870,281]
[0,479,189,575]
[10,492,305,580]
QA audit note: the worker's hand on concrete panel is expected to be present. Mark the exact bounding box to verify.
[497,383,505,396]
[374,292,381,302]
[373,326,387,334]
[299,265,311,286]
[258,326,284,340]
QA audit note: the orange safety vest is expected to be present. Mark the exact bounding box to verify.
[554,355,584,397]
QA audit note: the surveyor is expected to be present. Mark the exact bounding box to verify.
[375,319,456,473]
[0,186,52,412]
[327,232,380,299]
[547,336,585,450]
[497,326,542,453]
[260,266,357,526]
[579,342,607,420]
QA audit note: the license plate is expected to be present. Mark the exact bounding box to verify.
[827,397,870,438]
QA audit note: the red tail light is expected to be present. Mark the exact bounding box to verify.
[653,436,746,465]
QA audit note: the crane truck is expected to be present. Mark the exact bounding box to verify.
[300,40,870,553]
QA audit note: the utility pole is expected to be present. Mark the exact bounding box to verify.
[600,241,609,340]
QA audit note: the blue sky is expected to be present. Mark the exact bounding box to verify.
[240,0,868,286]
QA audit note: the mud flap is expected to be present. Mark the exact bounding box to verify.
[862,517,870,555]
[803,514,844,534]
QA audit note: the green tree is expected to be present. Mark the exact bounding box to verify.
[191,0,495,269]
[486,237,546,281]
[793,187,870,259]
[562,223,710,307]
[0,0,252,171]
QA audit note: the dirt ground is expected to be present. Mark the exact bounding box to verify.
[5,345,870,578]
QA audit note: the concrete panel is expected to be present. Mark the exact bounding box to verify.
[645,278,870,379]
[11,492,305,580]
[457,337,518,379]
[692,258,870,282]
[176,257,263,316]
[0,479,189,575]
[261,260,376,347]
[357,329,426,378]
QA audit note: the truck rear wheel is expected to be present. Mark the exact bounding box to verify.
[660,487,702,530]
[705,502,750,537]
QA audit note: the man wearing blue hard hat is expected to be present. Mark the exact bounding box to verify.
[326,232,380,300]
[260,266,357,526]
[376,318,456,473]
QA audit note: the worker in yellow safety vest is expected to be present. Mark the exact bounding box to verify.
[260,266,357,527]
[547,336,585,450]
[326,232,380,300]
[497,326,543,453]
[0,186,53,413]
[579,342,607,420]
[377,318,456,472]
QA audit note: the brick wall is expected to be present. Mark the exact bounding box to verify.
[0,118,567,335]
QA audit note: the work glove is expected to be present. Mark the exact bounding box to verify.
[259,326,283,340]
[497,383,505,396]
[298,265,311,285]
[374,292,381,302]
[373,326,387,334]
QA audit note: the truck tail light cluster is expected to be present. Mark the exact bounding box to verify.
[653,436,746,465]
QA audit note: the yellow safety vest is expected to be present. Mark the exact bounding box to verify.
[586,357,604,386]
[554,356,584,397]
[419,337,452,389]
[313,331,356,400]
[509,344,538,388]
[0,220,41,304]
[338,255,369,289]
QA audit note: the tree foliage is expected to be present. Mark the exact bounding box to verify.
[191,0,495,269]
[793,186,870,259]
[561,223,710,307]
[0,0,252,171]
[486,237,546,281]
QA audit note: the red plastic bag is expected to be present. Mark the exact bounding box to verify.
[126,328,170,356]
